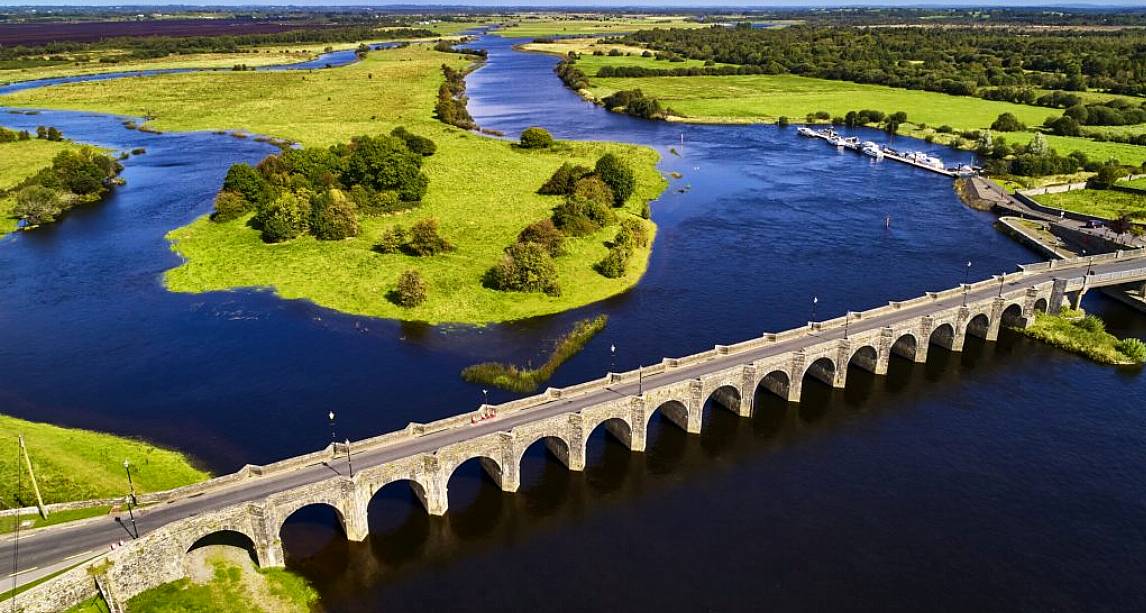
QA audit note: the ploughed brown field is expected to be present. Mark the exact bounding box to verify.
[0,18,332,46]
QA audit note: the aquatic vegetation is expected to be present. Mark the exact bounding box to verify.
[461,315,608,392]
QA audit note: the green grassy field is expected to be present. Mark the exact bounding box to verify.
[1,44,666,324]
[0,139,76,235]
[1122,177,1146,190]
[494,16,706,38]
[1035,188,1146,220]
[0,414,208,507]
[125,553,316,613]
[1017,310,1143,365]
[527,42,1146,166]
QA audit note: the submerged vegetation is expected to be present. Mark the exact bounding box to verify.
[461,315,608,392]
[1014,309,1146,365]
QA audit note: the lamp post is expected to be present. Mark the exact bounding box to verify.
[998,274,1005,298]
[962,261,972,306]
[123,459,137,507]
[124,495,138,539]
[844,312,850,339]
[810,296,818,325]
[638,365,643,396]
[328,411,336,442]
[610,344,616,372]
[482,389,489,405]
[344,439,354,477]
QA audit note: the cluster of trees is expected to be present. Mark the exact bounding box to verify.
[621,24,1146,98]
[6,147,122,227]
[211,128,435,243]
[600,89,665,119]
[555,55,590,91]
[374,218,455,256]
[0,126,31,142]
[1062,99,1146,127]
[483,153,641,296]
[436,64,476,130]
[0,125,67,142]
[974,132,1140,178]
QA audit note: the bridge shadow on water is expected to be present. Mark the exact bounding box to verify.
[278,329,1029,609]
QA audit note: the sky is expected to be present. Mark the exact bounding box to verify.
[1,1,1143,7]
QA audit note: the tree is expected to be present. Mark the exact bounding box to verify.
[50,148,119,196]
[393,269,428,307]
[518,218,566,256]
[595,245,631,278]
[594,153,635,207]
[404,218,454,256]
[211,190,250,222]
[777,116,789,127]
[572,176,615,209]
[222,163,274,208]
[258,191,311,243]
[1047,115,1081,136]
[1086,164,1128,190]
[991,112,1026,132]
[343,135,427,201]
[391,127,437,156]
[486,242,561,296]
[614,218,650,248]
[375,225,406,254]
[538,163,591,195]
[12,186,62,226]
[552,195,613,236]
[519,127,554,149]
[310,189,359,240]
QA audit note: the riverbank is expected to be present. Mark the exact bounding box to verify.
[0,414,208,510]
[0,43,667,324]
[1015,309,1146,365]
[520,38,1146,167]
[0,138,74,235]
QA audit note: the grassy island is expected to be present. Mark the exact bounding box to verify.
[462,314,607,392]
[0,414,208,511]
[0,138,74,235]
[1015,309,1146,365]
[0,43,666,324]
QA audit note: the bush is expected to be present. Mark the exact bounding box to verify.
[404,218,454,256]
[343,135,428,201]
[991,112,1026,132]
[552,196,613,236]
[12,186,63,226]
[595,245,631,278]
[374,226,406,254]
[211,190,251,222]
[1086,164,1129,190]
[616,218,650,248]
[777,116,789,127]
[48,148,120,196]
[222,163,274,208]
[1075,315,1106,334]
[257,191,311,243]
[390,127,437,156]
[1115,337,1146,362]
[538,163,591,195]
[310,189,359,240]
[519,127,555,149]
[594,153,635,206]
[393,269,428,307]
[517,218,565,256]
[572,176,615,209]
[1047,115,1081,136]
[486,242,561,296]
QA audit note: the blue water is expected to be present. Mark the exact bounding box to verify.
[1,33,1144,611]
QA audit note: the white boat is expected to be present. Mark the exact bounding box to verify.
[861,141,883,158]
[827,135,845,147]
[797,126,816,137]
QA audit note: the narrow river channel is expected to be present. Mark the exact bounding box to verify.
[1,33,1144,610]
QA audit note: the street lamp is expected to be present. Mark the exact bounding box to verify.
[328,411,336,442]
[610,344,616,372]
[123,459,137,507]
[810,296,819,325]
[844,311,850,339]
[344,439,354,477]
[124,495,138,539]
[482,389,489,405]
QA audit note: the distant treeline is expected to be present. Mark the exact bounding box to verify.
[0,25,436,62]
[621,24,1146,97]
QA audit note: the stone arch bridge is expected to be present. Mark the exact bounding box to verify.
[13,249,1146,612]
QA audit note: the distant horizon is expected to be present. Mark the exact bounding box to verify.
[2,1,1145,9]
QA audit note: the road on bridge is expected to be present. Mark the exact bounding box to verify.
[4,254,1145,590]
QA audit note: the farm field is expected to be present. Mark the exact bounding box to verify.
[0,43,665,323]
[494,15,706,38]
[0,138,75,235]
[1036,188,1146,220]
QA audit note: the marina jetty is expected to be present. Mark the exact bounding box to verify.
[797,126,975,178]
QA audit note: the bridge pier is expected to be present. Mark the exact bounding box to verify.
[1067,288,1087,311]
[342,481,370,542]
[737,365,756,416]
[421,456,450,516]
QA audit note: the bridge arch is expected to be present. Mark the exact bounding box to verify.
[1001,303,1025,328]
[966,313,991,339]
[848,345,880,374]
[706,384,742,415]
[365,477,430,515]
[185,529,261,567]
[1033,297,1048,313]
[514,433,574,476]
[277,501,348,539]
[802,356,836,387]
[581,412,635,450]
[929,323,957,350]
[890,332,919,361]
[646,398,693,433]
[755,369,791,401]
[443,452,507,492]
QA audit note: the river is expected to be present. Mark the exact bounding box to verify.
[1,33,1144,610]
